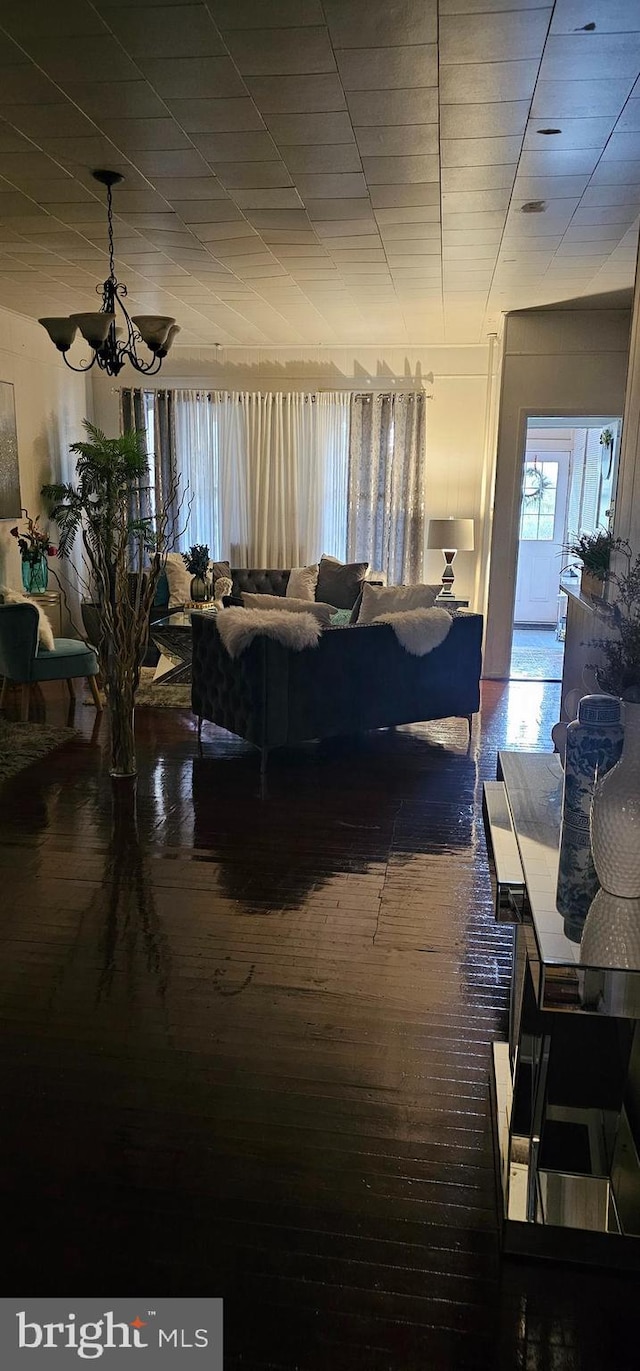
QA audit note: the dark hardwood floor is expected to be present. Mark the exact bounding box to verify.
[0,679,636,1369]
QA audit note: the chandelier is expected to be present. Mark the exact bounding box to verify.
[39,169,180,377]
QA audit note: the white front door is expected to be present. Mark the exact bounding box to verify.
[514,451,570,625]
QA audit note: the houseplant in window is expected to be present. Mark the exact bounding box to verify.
[182,543,210,602]
[10,510,57,593]
[43,421,181,784]
[562,529,616,600]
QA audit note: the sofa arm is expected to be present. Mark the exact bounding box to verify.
[191,613,290,748]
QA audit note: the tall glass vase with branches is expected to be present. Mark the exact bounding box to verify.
[43,421,184,783]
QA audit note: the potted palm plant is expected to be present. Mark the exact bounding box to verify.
[43,421,181,784]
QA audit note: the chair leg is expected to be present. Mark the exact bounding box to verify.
[0,677,7,709]
[21,684,30,722]
[65,678,75,701]
[88,675,103,711]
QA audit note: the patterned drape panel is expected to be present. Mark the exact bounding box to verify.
[347,391,426,584]
[121,388,180,546]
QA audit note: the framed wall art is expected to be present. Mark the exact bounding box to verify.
[0,380,20,520]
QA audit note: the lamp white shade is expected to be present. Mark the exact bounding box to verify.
[70,312,115,349]
[38,317,78,351]
[427,517,475,552]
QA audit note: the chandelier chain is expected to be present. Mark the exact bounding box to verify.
[107,181,115,280]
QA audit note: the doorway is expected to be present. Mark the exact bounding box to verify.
[509,417,621,681]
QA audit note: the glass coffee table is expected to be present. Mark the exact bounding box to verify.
[151,608,217,685]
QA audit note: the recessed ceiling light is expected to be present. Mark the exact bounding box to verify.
[521,200,547,214]
[537,127,561,135]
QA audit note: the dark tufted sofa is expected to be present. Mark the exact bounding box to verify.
[191,611,483,768]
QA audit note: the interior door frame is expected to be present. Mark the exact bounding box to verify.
[484,407,619,679]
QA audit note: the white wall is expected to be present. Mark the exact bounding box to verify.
[484,307,632,677]
[91,343,490,604]
[0,307,90,617]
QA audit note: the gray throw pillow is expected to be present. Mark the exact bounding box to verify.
[316,555,369,610]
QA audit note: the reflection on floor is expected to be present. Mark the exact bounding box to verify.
[1,679,638,1369]
[510,625,564,681]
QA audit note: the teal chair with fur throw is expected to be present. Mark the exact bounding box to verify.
[0,602,102,721]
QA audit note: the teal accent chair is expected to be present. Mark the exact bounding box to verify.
[0,603,102,721]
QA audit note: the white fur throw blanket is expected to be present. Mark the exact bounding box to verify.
[216,607,322,659]
[373,606,452,656]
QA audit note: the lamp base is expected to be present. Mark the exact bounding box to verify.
[439,548,457,596]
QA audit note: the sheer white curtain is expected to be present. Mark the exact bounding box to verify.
[174,390,220,554]
[152,388,351,568]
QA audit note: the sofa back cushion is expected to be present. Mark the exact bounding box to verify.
[356,582,440,624]
[232,568,290,598]
[316,555,369,610]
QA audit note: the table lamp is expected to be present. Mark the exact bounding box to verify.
[427,517,475,598]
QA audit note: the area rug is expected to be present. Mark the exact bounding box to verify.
[84,667,191,711]
[0,717,75,783]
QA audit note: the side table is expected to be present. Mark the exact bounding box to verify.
[28,591,62,638]
[484,751,640,1269]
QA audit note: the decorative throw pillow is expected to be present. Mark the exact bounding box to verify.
[242,592,336,625]
[210,559,231,585]
[315,555,369,610]
[214,576,233,601]
[164,552,192,609]
[0,586,55,651]
[329,608,353,627]
[356,582,439,625]
[286,564,318,601]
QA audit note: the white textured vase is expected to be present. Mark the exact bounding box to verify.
[590,700,640,896]
[580,888,640,969]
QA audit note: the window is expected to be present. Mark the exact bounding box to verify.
[519,461,558,542]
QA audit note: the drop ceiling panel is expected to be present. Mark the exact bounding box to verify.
[0,0,634,345]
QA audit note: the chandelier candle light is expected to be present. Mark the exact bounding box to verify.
[427,517,475,599]
[38,170,180,376]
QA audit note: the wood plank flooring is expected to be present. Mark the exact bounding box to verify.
[0,679,636,1369]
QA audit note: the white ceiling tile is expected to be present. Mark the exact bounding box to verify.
[374,206,440,223]
[223,28,336,76]
[143,57,247,99]
[283,144,362,173]
[524,118,617,151]
[441,165,516,192]
[379,222,441,240]
[518,148,601,176]
[442,189,511,214]
[540,34,640,83]
[363,155,439,185]
[315,217,377,235]
[441,136,523,167]
[346,88,438,125]
[532,78,636,119]
[297,173,367,200]
[601,130,640,161]
[370,184,440,208]
[265,112,355,145]
[100,118,192,151]
[214,163,292,189]
[324,0,436,47]
[441,8,551,64]
[168,99,265,133]
[580,184,640,208]
[589,161,640,187]
[440,101,529,140]
[232,187,304,208]
[336,46,437,92]
[306,196,372,218]
[355,125,438,157]
[513,174,590,198]
[616,100,640,134]
[106,5,225,57]
[441,60,539,104]
[550,1,640,34]
[441,211,507,229]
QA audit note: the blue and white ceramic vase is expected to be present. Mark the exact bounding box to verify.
[556,694,624,941]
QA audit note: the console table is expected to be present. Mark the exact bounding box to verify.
[484,752,640,1267]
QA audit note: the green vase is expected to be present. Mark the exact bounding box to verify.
[21,556,48,594]
[190,575,209,602]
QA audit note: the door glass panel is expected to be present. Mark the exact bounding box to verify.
[520,461,558,541]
